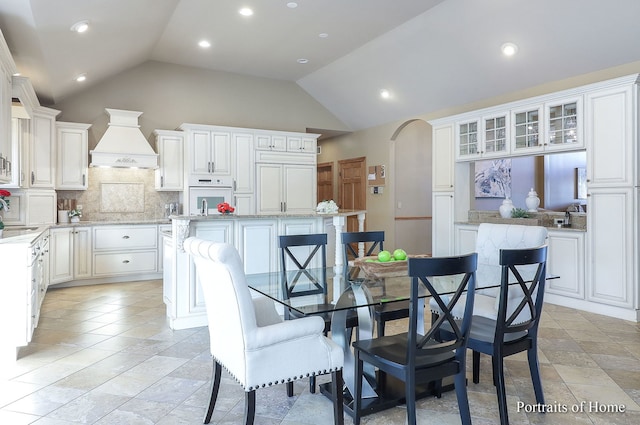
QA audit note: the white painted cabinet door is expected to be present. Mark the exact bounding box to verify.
[256,163,284,214]
[49,228,73,284]
[283,164,315,214]
[26,190,56,225]
[155,130,184,191]
[189,130,212,176]
[547,230,585,299]
[586,85,634,187]
[586,187,634,308]
[454,224,478,255]
[73,227,92,280]
[56,123,89,190]
[233,132,254,194]
[432,192,455,256]
[0,69,10,184]
[432,124,454,191]
[236,219,278,274]
[30,111,57,188]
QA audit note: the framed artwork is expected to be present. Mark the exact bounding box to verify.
[575,167,587,199]
[474,158,512,198]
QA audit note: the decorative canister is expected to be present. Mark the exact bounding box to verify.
[525,188,540,212]
[499,198,514,218]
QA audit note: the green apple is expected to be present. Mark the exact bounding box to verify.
[377,250,392,262]
[393,248,407,261]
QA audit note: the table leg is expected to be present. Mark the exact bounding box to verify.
[331,283,377,399]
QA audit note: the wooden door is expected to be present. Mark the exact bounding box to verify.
[338,157,366,232]
[317,162,333,203]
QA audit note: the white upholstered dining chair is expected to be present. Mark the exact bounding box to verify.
[183,237,345,425]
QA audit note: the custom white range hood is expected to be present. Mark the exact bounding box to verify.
[90,108,158,168]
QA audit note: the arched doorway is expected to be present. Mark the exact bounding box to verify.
[391,119,432,255]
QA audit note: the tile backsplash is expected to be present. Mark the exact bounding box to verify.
[57,168,180,222]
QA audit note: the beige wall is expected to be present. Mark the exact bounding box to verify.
[319,61,640,249]
[49,60,350,152]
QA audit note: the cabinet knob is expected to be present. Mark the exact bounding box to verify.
[122,235,130,239]
[123,260,130,264]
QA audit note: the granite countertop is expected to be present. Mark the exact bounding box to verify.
[170,209,367,220]
[0,219,172,244]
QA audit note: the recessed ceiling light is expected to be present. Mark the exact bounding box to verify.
[75,73,87,82]
[501,42,518,56]
[198,40,211,48]
[318,33,329,38]
[380,89,391,99]
[239,7,253,16]
[297,58,309,64]
[287,2,298,8]
[70,20,89,33]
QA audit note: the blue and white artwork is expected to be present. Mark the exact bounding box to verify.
[474,159,511,198]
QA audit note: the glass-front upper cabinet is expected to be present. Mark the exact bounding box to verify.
[511,105,542,154]
[456,119,479,160]
[455,114,509,161]
[545,96,583,151]
[482,114,509,158]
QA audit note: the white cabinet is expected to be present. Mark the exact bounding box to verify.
[26,189,56,225]
[586,85,634,188]
[546,230,585,299]
[0,64,11,184]
[455,113,509,161]
[187,129,232,178]
[154,130,184,191]
[256,133,286,151]
[255,131,317,154]
[49,226,92,284]
[454,224,478,255]
[28,107,60,188]
[432,192,455,256]
[93,225,158,276]
[432,124,454,191]
[544,97,583,151]
[256,163,316,214]
[233,132,255,214]
[235,219,278,274]
[511,105,543,154]
[586,187,635,308]
[56,122,90,190]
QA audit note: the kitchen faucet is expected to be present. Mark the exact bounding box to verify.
[201,198,208,216]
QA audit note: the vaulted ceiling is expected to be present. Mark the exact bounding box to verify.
[1,0,640,131]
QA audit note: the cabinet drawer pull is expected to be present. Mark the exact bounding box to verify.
[122,235,130,239]
[123,260,130,264]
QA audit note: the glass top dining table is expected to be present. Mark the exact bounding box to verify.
[245,263,554,414]
[245,263,512,315]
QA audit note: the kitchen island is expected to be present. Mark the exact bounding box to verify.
[163,210,366,330]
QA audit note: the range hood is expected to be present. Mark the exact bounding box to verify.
[90,108,158,168]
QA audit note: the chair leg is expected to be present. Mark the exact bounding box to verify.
[244,390,256,425]
[493,356,509,425]
[472,351,480,384]
[286,381,294,397]
[204,360,222,424]
[377,317,385,337]
[405,371,417,425]
[528,346,545,404]
[353,352,364,425]
[310,375,316,393]
[454,369,472,425]
[331,369,344,425]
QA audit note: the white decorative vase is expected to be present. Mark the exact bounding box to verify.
[525,188,540,212]
[0,229,3,239]
[70,216,80,223]
[499,198,514,218]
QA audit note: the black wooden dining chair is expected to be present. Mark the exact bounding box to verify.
[352,253,478,425]
[341,231,410,336]
[468,246,547,425]
[279,233,358,395]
